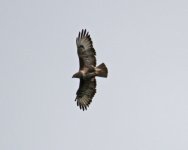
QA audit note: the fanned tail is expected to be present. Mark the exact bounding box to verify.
[96,63,108,78]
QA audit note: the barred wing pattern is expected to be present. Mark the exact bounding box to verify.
[75,78,96,111]
[76,29,96,69]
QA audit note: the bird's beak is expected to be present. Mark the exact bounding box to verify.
[72,74,75,78]
[72,72,79,78]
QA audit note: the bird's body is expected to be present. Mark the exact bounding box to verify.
[72,29,108,111]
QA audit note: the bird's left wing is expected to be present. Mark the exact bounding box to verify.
[76,29,96,69]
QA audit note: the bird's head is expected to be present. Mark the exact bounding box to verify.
[72,72,82,78]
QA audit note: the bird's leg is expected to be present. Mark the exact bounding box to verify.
[88,65,95,72]
[84,72,96,79]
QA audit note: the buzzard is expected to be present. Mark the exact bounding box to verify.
[72,29,108,111]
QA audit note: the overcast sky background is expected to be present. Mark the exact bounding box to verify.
[1,0,188,150]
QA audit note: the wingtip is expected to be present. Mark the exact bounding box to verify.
[78,29,90,38]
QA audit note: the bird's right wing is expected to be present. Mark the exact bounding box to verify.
[75,78,96,111]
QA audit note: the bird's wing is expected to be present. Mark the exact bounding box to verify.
[75,78,96,111]
[76,29,96,69]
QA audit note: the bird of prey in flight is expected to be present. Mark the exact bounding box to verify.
[72,29,108,111]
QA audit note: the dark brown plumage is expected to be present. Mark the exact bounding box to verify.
[73,29,108,111]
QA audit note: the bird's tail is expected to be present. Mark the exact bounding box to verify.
[95,63,108,78]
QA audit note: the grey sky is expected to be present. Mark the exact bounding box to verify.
[1,0,188,150]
